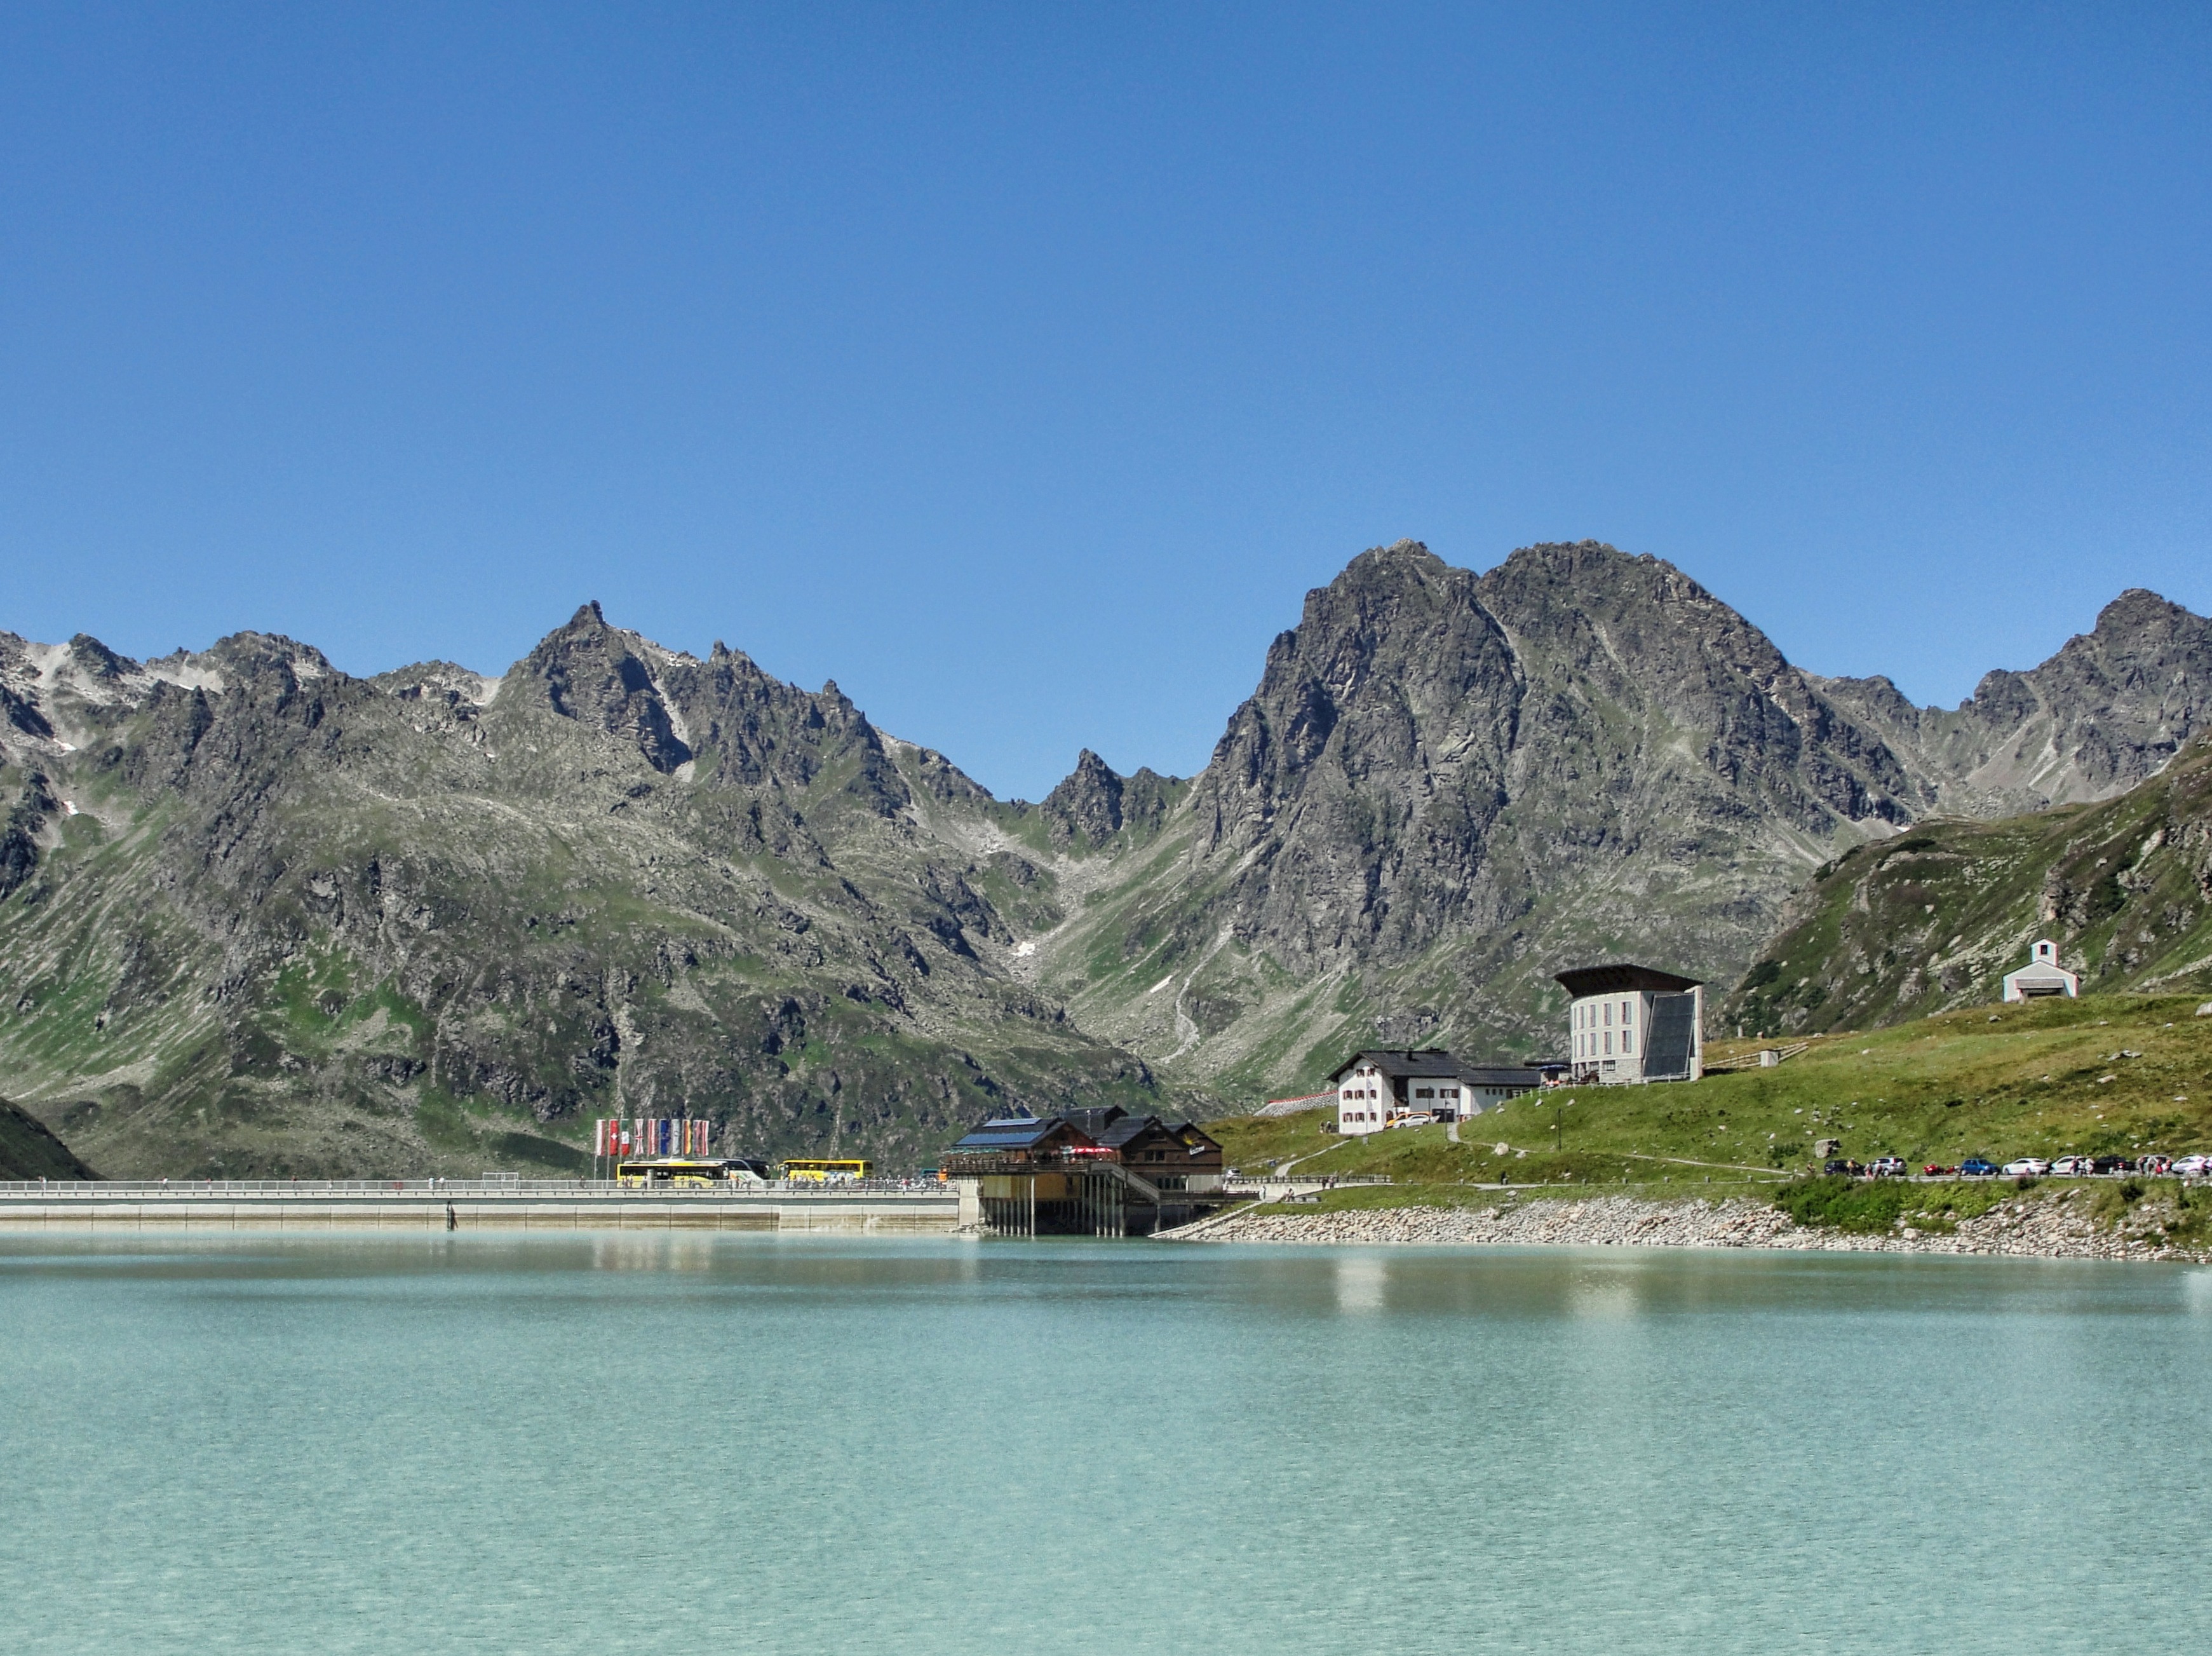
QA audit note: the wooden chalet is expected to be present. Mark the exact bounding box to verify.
[944,1107,1231,1237]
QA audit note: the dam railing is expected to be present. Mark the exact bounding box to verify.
[0,1178,950,1197]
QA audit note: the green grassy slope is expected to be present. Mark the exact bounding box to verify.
[1210,993,2212,1190]
[1724,735,2212,1037]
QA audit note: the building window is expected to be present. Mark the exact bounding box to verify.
[1624,1032,1634,1054]
[1622,999,1634,1025]
[1603,1003,1613,1026]
[1604,1031,1613,1055]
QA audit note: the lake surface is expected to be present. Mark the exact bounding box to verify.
[3,1234,2209,1655]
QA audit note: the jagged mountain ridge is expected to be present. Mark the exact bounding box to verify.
[1812,587,2212,817]
[0,607,1164,1177]
[3,541,2206,1174]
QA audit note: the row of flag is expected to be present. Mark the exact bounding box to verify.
[594,1118,716,1159]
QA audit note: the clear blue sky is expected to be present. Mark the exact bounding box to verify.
[4,3,2208,800]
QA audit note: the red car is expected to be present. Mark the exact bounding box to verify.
[1923,1164,1957,1177]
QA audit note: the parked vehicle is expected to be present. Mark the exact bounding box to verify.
[2091,1155,2133,1174]
[2050,1156,2094,1176]
[2172,1155,2211,1176]
[2001,1157,2052,1177]
[1959,1158,1999,1177]
[1823,1158,1866,1178]
[2141,1155,2175,1175]
[1923,1164,1957,1177]
[1868,1157,1908,1177]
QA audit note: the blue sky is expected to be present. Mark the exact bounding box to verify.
[4,3,2208,799]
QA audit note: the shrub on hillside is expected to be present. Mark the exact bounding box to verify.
[1774,1175,1910,1235]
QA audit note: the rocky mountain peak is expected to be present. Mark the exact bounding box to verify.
[1339,537,1449,581]
[511,605,694,775]
[67,634,137,680]
[192,633,337,695]
[2094,586,2195,634]
[1042,749,1126,845]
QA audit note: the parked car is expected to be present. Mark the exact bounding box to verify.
[2091,1155,2133,1174]
[1867,1157,1908,1177]
[1923,1164,1958,1177]
[1959,1158,1999,1177]
[2141,1155,2175,1175]
[2172,1155,2211,1176]
[2002,1157,2052,1177]
[1823,1158,1866,1178]
[2050,1156,2094,1176]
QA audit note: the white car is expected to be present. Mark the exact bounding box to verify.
[2171,1154,2211,1176]
[2050,1156,2094,1176]
[2001,1157,2052,1177]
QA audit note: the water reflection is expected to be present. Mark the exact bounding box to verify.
[1332,1252,1387,1314]
[1565,1261,1645,1321]
[584,1233,722,1273]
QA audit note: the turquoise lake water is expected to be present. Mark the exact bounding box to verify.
[3,1234,2209,1655]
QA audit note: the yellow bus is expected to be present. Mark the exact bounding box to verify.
[616,1158,762,1188]
[779,1158,872,1183]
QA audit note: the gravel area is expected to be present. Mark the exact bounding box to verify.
[1182,1190,2211,1262]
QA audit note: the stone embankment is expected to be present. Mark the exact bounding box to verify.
[1189,1191,2211,1262]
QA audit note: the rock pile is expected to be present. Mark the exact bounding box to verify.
[1191,1190,2209,1262]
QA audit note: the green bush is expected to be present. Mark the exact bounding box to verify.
[1774,1175,1911,1234]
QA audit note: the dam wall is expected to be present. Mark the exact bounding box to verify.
[0,1179,961,1232]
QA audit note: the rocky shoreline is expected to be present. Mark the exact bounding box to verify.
[1181,1191,2211,1263]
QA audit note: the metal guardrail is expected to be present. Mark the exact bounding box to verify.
[0,1178,950,1197]
[1227,1174,1393,1188]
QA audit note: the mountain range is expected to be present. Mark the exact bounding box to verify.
[4,539,2208,1176]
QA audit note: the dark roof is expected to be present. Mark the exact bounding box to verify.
[1098,1115,1166,1149]
[1327,1050,1544,1089]
[1553,963,1702,997]
[1326,1049,1465,1084]
[950,1115,1089,1153]
[1062,1107,1128,1140]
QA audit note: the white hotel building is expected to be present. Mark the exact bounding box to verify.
[1329,1049,1542,1136]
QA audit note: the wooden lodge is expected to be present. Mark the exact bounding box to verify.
[941,1106,1231,1237]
